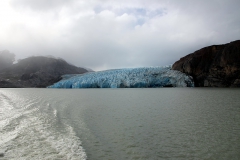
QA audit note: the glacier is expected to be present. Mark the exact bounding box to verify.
[48,66,194,88]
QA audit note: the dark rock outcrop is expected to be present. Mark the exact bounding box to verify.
[172,40,240,87]
[0,56,88,88]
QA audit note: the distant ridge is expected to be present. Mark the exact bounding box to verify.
[81,67,94,72]
[0,56,88,88]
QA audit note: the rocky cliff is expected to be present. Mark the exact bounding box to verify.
[172,40,240,87]
[0,56,88,88]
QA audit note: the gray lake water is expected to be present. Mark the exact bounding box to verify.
[0,88,240,160]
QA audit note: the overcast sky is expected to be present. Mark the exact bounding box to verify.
[0,0,240,71]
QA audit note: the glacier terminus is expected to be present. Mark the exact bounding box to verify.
[48,66,194,88]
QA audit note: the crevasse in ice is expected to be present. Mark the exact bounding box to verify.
[48,66,194,88]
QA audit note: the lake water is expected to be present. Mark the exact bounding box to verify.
[0,88,240,160]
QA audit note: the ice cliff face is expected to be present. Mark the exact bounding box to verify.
[48,66,194,88]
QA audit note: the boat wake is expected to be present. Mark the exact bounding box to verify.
[0,89,86,160]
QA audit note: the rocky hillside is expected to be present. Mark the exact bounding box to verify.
[172,40,240,87]
[0,56,88,88]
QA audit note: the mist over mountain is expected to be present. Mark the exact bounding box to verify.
[0,50,15,70]
[0,56,88,88]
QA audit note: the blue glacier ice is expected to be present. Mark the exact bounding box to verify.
[48,66,194,88]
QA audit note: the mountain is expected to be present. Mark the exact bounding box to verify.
[172,40,240,87]
[0,56,88,88]
[82,67,94,72]
[48,66,194,88]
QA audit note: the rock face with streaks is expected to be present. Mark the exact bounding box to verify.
[172,40,240,87]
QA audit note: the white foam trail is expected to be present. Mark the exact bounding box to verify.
[0,90,87,160]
